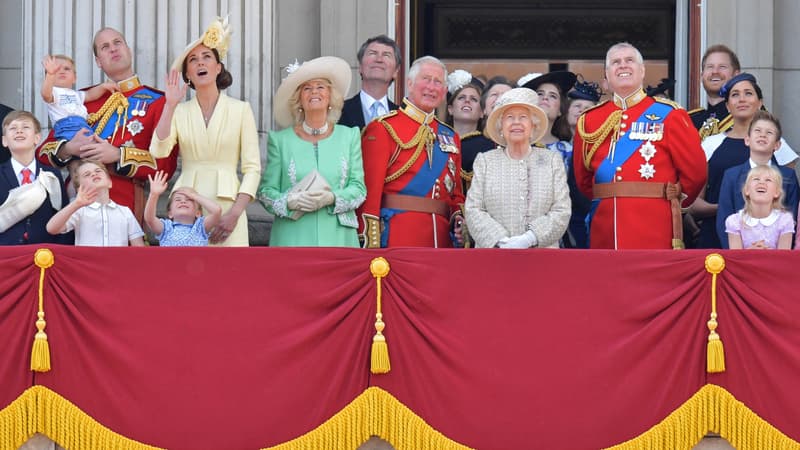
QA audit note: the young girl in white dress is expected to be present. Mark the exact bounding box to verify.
[725,165,794,249]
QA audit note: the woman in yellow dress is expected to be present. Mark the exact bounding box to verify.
[150,17,261,246]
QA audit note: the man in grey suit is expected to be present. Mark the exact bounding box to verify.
[338,35,400,128]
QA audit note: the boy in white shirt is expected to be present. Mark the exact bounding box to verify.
[47,159,144,246]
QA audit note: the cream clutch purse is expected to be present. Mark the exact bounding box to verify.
[287,169,331,220]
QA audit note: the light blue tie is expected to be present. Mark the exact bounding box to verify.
[369,102,382,122]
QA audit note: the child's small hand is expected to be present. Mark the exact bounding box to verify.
[75,184,98,207]
[42,55,62,76]
[173,186,199,201]
[148,170,169,196]
[101,81,119,94]
[748,240,769,250]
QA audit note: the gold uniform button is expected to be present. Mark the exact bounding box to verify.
[616,175,623,181]
[620,123,627,129]
[616,167,622,172]
[622,114,629,120]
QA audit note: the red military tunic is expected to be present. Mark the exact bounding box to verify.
[358,100,464,247]
[573,89,707,249]
[38,76,179,221]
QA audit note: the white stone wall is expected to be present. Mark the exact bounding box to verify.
[10,0,272,147]
[706,0,799,148]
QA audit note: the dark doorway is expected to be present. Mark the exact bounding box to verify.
[410,0,678,98]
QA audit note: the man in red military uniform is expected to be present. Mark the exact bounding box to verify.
[573,42,707,249]
[38,27,178,222]
[358,56,464,248]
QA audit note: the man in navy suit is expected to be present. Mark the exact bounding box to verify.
[0,111,69,245]
[338,35,400,128]
[716,110,799,248]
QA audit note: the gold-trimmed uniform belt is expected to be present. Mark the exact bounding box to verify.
[592,181,685,249]
[382,193,450,217]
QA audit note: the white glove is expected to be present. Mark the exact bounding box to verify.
[287,192,316,212]
[306,190,335,210]
[497,230,537,249]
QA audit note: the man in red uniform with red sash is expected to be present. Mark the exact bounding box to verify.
[358,56,464,248]
[573,42,707,249]
[38,28,178,222]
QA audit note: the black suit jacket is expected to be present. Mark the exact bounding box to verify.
[0,160,70,245]
[338,93,398,129]
[0,103,14,164]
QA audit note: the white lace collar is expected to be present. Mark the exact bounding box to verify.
[741,209,781,226]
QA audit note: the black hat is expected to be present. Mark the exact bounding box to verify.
[646,78,675,97]
[719,73,761,101]
[568,78,602,102]
[521,71,577,96]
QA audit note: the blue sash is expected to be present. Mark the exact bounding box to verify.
[586,101,673,245]
[594,102,671,184]
[94,87,163,140]
[380,124,453,246]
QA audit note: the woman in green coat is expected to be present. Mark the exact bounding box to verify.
[258,56,366,247]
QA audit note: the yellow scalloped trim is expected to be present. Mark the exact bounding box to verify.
[0,386,162,450]
[606,384,800,449]
[265,387,472,450]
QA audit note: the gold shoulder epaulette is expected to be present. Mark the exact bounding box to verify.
[433,117,455,131]
[654,97,684,110]
[688,107,704,115]
[717,114,733,132]
[376,110,399,123]
[583,100,609,115]
[460,130,482,140]
[39,141,60,157]
[379,112,431,150]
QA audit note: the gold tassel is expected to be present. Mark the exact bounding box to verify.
[370,257,391,374]
[704,254,726,373]
[30,249,55,372]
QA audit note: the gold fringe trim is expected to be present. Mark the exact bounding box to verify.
[705,254,726,373]
[606,384,800,450]
[370,257,391,374]
[265,387,472,450]
[0,386,162,450]
[31,249,55,372]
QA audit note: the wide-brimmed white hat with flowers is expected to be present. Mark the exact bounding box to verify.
[171,16,232,72]
[485,88,548,146]
[273,56,351,128]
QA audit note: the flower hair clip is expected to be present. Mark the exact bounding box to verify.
[201,16,232,60]
[285,59,301,76]
[447,69,473,94]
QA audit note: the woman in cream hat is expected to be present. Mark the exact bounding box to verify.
[465,88,570,248]
[257,56,366,247]
[150,16,261,246]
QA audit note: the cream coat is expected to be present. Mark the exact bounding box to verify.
[465,147,571,248]
[150,93,261,246]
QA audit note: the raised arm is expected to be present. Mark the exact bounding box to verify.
[177,187,222,233]
[40,56,60,104]
[144,170,169,235]
[84,82,119,103]
[154,69,186,141]
[46,184,97,234]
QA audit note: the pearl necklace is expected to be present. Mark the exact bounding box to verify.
[302,121,329,136]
